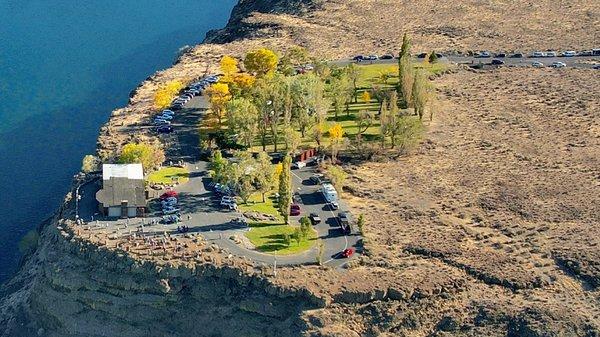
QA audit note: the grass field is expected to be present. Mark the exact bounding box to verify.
[147,167,189,185]
[245,222,318,255]
[237,193,282,220]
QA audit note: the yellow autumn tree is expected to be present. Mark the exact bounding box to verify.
[231,73,256,95]
[154,80,185,109]
[272,162,283,189]
[220,55,239,83]
[328,123,344,162]
[361,90,371,103]
[244,48,279,77]
[206,83,232,125]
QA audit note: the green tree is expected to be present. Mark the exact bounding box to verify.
[357,214,365,234]
[226,97,259,148]
[283,233,291,247]
[290,73,325,137]
[118,142,165,172]
[346,64,361,103]
[299,216,311,239]
[327,165,347,197]
[252,74,290,152]
[278,46,310,75]
[429,51,438,63]
[254,151,275,202]
[356,110,374,136]
[328,73,353,120]
[371,85,389,114]
[292,228,302,246]
[399,56,414,108]
[284,127,302,155]
[278,155,292,224]
[244,48,279,77]
[81,154,100,173]
[399,33,412,60]
[412,69,433,120]
[209,150,229,184]
[397,33,413,106]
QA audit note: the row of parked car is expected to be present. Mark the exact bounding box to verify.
[154,75,220,134]
[159,190,180,223]
[474,49,600,59]
[353,53,446,62]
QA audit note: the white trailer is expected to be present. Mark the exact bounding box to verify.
[321,183,338,203]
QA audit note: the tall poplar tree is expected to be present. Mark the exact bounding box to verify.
[278,155,292,224]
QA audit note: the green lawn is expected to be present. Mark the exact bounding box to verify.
[147,167,189,185]
[237,192,282,220]
[245,222,318,255]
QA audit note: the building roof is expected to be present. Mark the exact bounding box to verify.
[96,177,146,208]
[102,164,144,181]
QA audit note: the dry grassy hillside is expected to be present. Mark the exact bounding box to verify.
[209,0,599,57]
[326,67,600,335]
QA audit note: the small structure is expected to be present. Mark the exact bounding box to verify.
[96,164,146,218]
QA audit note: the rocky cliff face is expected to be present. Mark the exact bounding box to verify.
[0,182,322,337]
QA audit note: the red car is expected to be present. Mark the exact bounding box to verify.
[290,204,300,216]
[341,248,354,258]
[160,190,178,200]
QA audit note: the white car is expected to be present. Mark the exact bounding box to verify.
[163,207,180,215]
[532,51,545,58]
[291,161,307,169]
[550,61,566,68]
[161,200,177,207]
[561,50,576,57]
[545,51,557,57]
[531,61,544,68]
[220,196,235,206]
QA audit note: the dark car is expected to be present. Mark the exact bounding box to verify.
[341,248,354,258]
[495,53,506,58]
[417,52,428,58]
[510,53,524,58]
[156,125,173,133]
[380,54,394,60]
[290,204,301,216]
[309,212,321,225]
[491,59,505,65]
[352,55,364,62]
[593,64,600,70]
[338,211,351,233]
[309,174,324,185]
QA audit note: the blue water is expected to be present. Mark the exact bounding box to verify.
[0,0,237,282]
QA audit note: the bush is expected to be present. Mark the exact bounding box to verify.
[81,155,100,173]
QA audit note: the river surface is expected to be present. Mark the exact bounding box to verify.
[0,0,237,282]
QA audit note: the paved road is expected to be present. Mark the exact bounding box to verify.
[334,55,600,69]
